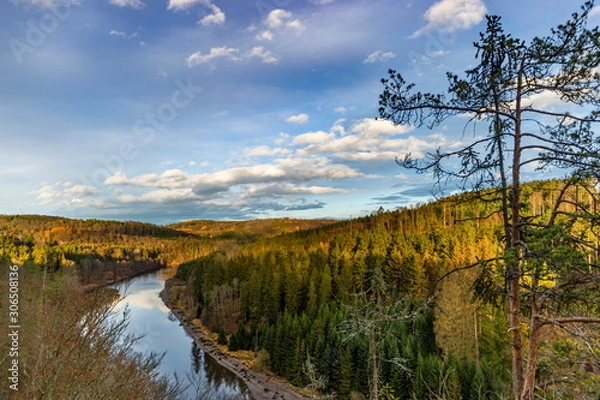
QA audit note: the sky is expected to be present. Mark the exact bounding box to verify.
[1,0,598,224]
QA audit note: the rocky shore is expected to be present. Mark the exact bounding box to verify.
[159,278,310,400]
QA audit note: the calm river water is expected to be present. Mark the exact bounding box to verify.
[111,269,253,400]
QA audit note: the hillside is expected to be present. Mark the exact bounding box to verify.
[1,179,599,399]
[167,218,334,240]
[169,179,600,399]
[0,215,335,287]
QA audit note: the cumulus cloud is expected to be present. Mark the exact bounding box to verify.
[118,188,198,204]
[246,46,279,64]
[109,0,145,9]
[311,0,334,4]
[286,113,310,124]
[290,118,451,162]
[363,50,396,64]
[32,182,102,207]
[167,0,205,11]
[104,157,362,200]
[243,146,291,157]
[199,4,225,26]
[64,184,100,196]
[266,9,292,28]
[256,31,274,41]
[521,90,564,110]
[292,131,334,145]
[411,0,487,38]
[186,46,279,66]
[264,9,305,36]
[109,30,127,37]
[105,169,198,189]
[186,47,240,66]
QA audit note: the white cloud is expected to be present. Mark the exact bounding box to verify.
[186,46,278,66]
[246,46,279,64]
[521,90,564,110]
[105,157,363,199]
[412,0,487,38]
[286,113,310,124]
[32,182,101,207]
[188,161,197,167]
[32,184,62,204]
[119,189,198,204]
[109,30,127,37]
[256,31,274,41]
[244,146,291,157]
[591,6,600,18]
[292,131,334,145]
[186,47,240,67]
[64,184,100,196]
[288,118,449,162]
[352,118,410,137]
[199,4,225,26]
[266,9,292,29]
[109,0,145,9]
[311,0,334,4]
[364,50,396,64]
[167,0,205,11]
[285,19,306,34]
[106,169,198,189]
[264,9,305,35]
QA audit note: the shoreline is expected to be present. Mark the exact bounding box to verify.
[83,263,165,292]
[159,278,310,400]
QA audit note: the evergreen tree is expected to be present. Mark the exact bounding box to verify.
[379,2,600,398]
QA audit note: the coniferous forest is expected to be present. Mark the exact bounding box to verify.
[1,179,600,399]
[3,2,600,399]
[170,179,600,399]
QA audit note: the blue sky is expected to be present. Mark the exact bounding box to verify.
[1,0,597,224]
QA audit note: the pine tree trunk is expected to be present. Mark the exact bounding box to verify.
[369,324,379,400]
[510,72,525,399]
[521,313,542,399]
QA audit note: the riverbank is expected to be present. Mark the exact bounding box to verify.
[159,278,310,400]
[83,262,164,292]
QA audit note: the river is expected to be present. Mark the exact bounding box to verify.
[111,269,253,400]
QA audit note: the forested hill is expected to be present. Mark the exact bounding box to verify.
[0,215,335,286]
[171,179,600,399]
[166,218,335,240]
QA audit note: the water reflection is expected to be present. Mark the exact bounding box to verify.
[112,270,252,400]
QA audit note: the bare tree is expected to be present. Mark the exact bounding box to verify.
[340,266,420,400]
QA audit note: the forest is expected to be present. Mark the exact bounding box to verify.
[169,179,600,399]
[0,214,332,399]
[1,180,600,399]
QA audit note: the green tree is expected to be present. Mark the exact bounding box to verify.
[378,2,600,399]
